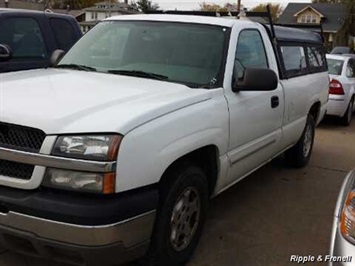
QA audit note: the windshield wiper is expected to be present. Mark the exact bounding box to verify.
[186,83,212,89]
[108,70,168,81]
[55,64,97,72]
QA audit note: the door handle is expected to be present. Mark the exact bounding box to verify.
[271,96,279,108]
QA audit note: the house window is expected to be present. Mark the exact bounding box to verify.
[91,12,98,20]
[305,14,317,23]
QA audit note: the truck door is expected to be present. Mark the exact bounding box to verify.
[224,28,284,187]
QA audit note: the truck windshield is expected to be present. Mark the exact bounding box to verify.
[58,21,230,88]
[326,58,344,75]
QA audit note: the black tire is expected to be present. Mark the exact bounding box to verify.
[285,115,315,168]
[145,164,209,266]
[341,97,354,126]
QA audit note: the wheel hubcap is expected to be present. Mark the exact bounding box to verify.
[170,187,200,251]
[303,124,313,157]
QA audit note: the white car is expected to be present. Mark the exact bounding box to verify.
[330,169,355,266]
[326,54,355,126]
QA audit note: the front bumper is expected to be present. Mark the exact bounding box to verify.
[330,170,355,266]
[0,186,158,265]
[329,226,355,266]
[0,211,154,266]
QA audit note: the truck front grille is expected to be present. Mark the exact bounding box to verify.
[0,122,45,180]
[0,122,45,152]
[0,159,34,180]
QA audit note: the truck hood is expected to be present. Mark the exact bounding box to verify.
[0,69,211,134]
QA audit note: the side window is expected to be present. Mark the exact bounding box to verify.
[281,46,307,78]
[50,18,78,51]
[346,59,355,78]
[0,17,47,59]
[234,30,268,80]
[306,46,326,72]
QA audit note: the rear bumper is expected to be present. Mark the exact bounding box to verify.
[0,186,158,265]
[327,99,347,117]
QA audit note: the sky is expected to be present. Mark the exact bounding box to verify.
[153,0,312,10]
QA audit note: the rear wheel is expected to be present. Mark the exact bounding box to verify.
[341,98,354,126]
[285,115,315,168]
[146,164,208,266]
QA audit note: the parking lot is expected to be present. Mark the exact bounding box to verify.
[1,116,354,266]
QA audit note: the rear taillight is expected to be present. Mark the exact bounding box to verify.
[329,79,344,95]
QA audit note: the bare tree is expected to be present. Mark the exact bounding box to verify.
[131,0,159,13]
[250,3,283,22]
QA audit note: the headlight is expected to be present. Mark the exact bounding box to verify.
[42,168,115,194]
[340,171,355,244]
[52,135,122,161]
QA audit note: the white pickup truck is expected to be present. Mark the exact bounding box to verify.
[0,14,328,266]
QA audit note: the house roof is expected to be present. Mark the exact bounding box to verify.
[278,3,346,32]
[293,5,325,18]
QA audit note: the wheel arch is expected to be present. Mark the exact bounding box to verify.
[159,145,220,197]
[309,101,321,123]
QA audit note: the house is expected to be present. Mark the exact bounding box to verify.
[278,3,346,49]
[80,1,139,33]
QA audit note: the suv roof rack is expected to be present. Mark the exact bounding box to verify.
[147,7,325,80]
[148,7,325,43]
[147,10,240,17]
[148,7,278,43]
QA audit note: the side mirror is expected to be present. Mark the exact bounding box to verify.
[50,49,65,66]
[233,68,278,92]
[0,44,12,61]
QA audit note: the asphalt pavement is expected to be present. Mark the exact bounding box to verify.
[1,116,355,266]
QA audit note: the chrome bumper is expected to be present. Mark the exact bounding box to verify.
[0,210,155,247]
[330,227,355,266]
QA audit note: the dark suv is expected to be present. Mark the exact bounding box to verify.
[0,8,82,73]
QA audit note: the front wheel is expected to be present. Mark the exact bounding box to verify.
[146,164,209,266]
[285,115,315,168]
